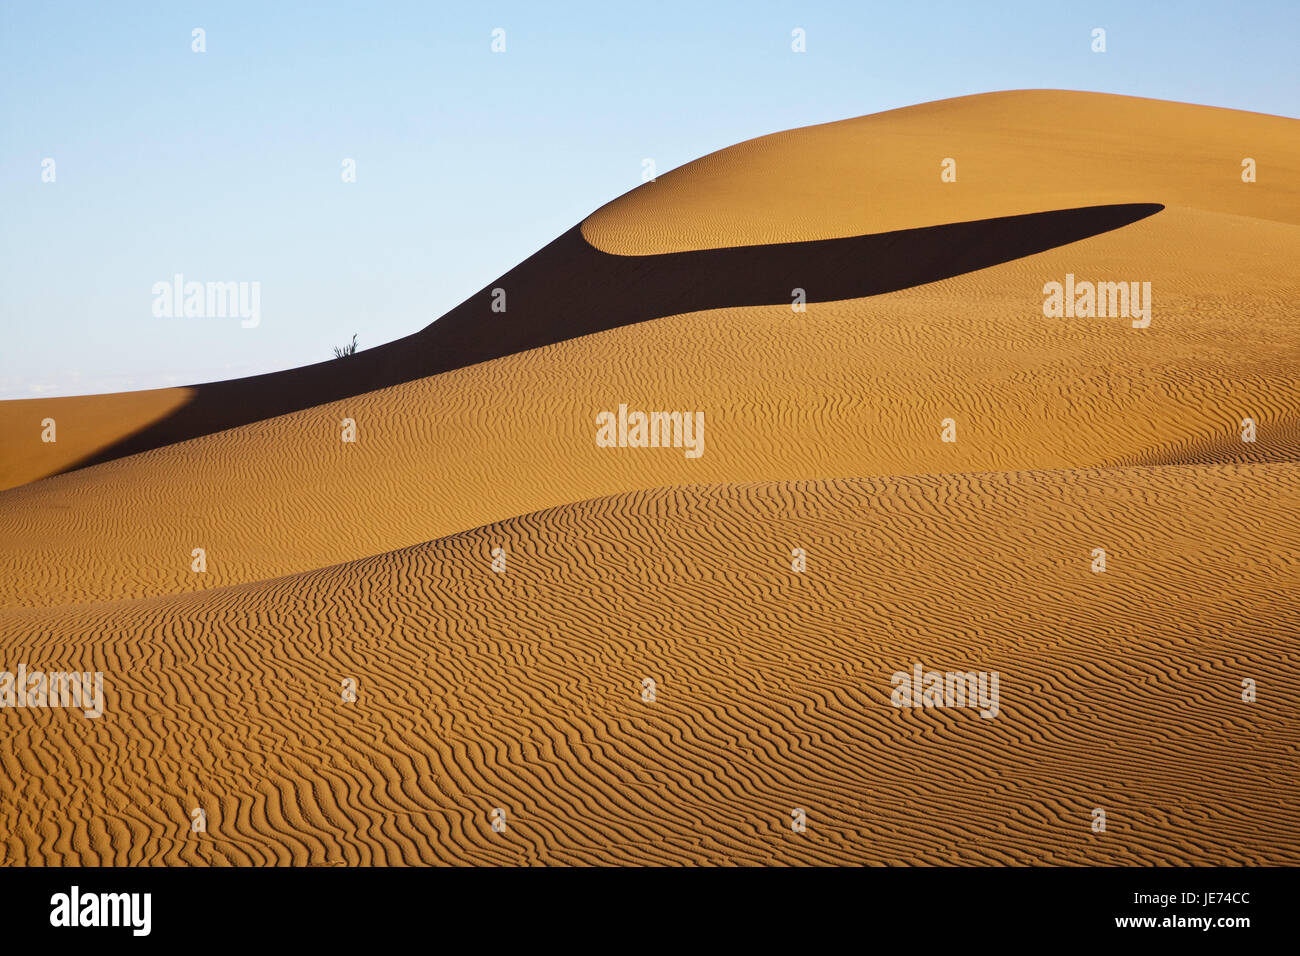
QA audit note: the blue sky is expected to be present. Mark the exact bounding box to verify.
[2,0,1296,397]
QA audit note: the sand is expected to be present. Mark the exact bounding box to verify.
[583,89,1300,251]
[0,387,191,492]
[1,90,1296,865]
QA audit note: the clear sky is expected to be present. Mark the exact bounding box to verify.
[2,0,1296,398]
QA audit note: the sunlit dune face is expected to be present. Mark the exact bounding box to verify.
[582,90,1300,254]
[0,387,193,492]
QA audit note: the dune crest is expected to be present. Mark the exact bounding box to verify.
[583,90,1300,254]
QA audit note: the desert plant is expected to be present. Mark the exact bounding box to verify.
[333,333,358,358]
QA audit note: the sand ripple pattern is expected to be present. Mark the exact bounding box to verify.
[1,463,1296,865]
[1,206,1297,608]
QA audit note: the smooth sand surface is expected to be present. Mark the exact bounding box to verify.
[1,90,1296,864]
[583,89,1300,252]
[0,387,192,492]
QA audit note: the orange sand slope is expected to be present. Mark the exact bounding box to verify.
[0,387,191,492]
[1,465,1297,865]
[1,90,1298,865]
[4,89,1297,491]
[2,201,1297,607]
[584,89,1300,252]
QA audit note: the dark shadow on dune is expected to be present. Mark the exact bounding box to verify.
[63,202,1162,476]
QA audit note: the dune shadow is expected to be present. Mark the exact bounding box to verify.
[64,202,1162,476]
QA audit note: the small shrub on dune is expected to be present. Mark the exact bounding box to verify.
[333,334,358,359]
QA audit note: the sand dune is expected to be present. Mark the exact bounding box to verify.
[0,387,191,492]
[1,464,1296,865]
[584,89,1300,252]
[5,91,1296,489]
[0,202,1160,490]
[1,90,1297,866]
[2,201,1297,607]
